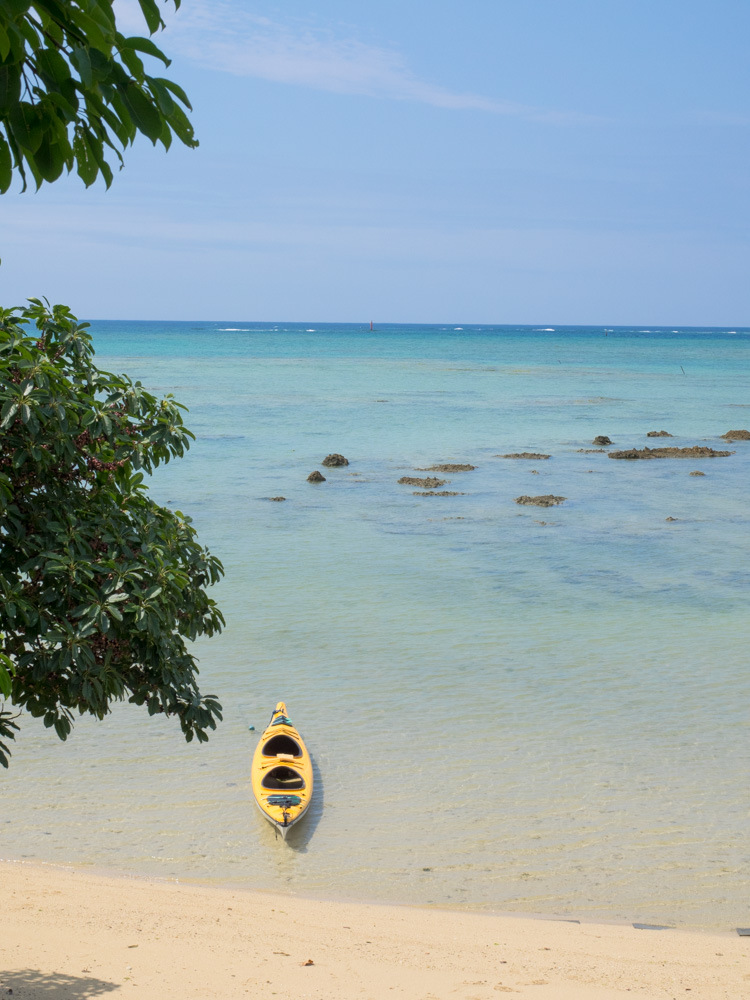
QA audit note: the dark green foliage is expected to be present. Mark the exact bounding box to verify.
[0,0,196,191]
[0,300,224,765]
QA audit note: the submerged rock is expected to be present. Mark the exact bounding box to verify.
[647,430,673,437]
[608,446,732,460]
[665,516,678,521]
[322,453,349,466]
[577,448,606,453]
[721,429,750,441]
[398,476,447,489]
[515,495,566,507]
[413,490,465,496]
[268,496,287,501]
[496,452,551,460]
[307,470,326,482]
[418,463,476,472]
[593,436,612,446]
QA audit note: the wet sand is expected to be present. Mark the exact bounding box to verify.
[2,861,747,999]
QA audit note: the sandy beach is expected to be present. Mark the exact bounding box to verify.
[1,861,747,999]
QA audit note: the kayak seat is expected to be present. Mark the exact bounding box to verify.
[262,734,302,757]
[261,766,306,790]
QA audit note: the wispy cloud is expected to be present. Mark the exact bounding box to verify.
[115,0,589,123]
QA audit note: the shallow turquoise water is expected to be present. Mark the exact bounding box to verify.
[3,323,749,929]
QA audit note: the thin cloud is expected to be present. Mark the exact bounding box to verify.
[114,0,592,123]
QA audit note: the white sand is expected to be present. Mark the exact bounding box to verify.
[1,861,747,999]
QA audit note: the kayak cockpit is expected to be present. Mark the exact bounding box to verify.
[261,766,306,790]
[262,734,302,757]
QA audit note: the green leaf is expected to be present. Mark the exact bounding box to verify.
[120,35,171,67]
[66,9,109,53]
[0,657,13,699]
[0,0,31,19]
[0,63,22,114]
[73,128,97,186]
[82,128,113,187]
[34,46,71,89]
[28,103,69,180]
[148,76,175,116]
[43,89,79,119]
[8,100,45,152]
[0,131,12,193]
[166,103,196,147]
[153,75,192,110]
[1,399,19,427]
[0,21,11,62]
[53,717,70,740]
[119,46,144,79]
[30,129,66,183]
[119,81,162,142]
[70,46,92,87]
[18,13,41,51]
[86,45,113,84]
[137,0,163,35]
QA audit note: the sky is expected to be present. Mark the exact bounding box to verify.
[1,0,749,324]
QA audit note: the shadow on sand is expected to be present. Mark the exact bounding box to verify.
[0,969,119,998]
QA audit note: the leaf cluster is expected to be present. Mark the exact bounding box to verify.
[0,300,224,765]
[0,0,196,191]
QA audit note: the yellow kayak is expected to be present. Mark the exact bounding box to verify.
[251,702,313,839]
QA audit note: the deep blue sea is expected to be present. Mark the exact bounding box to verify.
[4,322,749,929]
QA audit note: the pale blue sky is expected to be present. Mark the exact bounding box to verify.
[1,0,748,324]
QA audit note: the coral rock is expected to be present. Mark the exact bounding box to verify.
[398,476,447,489]
[418,463,476,472]
[515,495,566,507]
[609,446,732,460]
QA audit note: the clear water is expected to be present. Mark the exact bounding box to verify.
[4,322,749,930]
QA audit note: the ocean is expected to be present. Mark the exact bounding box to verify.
[3,322,749,930]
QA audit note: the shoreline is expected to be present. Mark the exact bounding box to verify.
[3,860,747,999]
[2,851,740,934]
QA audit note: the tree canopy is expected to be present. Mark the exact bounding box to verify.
[0,301,224,766]
[0,0,196,192]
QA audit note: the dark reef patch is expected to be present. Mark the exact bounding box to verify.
[515,495,567,507]
[398,476,447,489]
[417,463,476,472]
[608,446,732,460]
